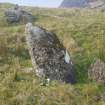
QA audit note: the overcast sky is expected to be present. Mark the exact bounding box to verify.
[0,0,63,8]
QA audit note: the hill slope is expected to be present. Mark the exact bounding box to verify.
[60,0,87,8]
[60,0,105,9]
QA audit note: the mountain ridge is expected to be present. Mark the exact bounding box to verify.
[60,0,105,9]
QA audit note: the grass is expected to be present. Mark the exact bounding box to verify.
[0,3,105,105]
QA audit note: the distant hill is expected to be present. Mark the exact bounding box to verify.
[60,0,105,9]
[60,0,87,8]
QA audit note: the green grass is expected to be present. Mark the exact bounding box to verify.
[0,3,105,105]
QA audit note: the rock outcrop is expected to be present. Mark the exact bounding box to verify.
[25,23,76,83]
[5,5,34,23]
[60,0,87,8]
[60,0,105,9]
[88,59,105,84]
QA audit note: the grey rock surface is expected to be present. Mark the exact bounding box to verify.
[25,23,76,83]
[60,0,87,8]
[5,5,34,23]
[88,59,105,84]
[60,0,105,9]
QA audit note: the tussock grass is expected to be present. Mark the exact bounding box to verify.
[0,3,105,105]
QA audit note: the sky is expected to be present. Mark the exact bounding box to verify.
[0,0,63,8]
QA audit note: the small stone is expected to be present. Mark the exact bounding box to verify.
[88,59,105,84]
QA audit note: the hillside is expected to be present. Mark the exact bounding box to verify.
[60,0,105,9]
[0,3,105,105]
[60,0,87,8]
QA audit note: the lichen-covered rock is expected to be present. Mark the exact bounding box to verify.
[5,5,34,23]
[25,23,76,83]
[20,11,34,23]
[88,59,105,84]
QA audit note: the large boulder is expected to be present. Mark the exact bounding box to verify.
[88,59,105,84]
[5,5,34,23]
[25,23,76,84]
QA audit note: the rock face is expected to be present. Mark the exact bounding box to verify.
[60,0,105,9]
[88,59,105,84]
[25,23,75,83]
[60,0,87,8]
[5,5,34,23]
